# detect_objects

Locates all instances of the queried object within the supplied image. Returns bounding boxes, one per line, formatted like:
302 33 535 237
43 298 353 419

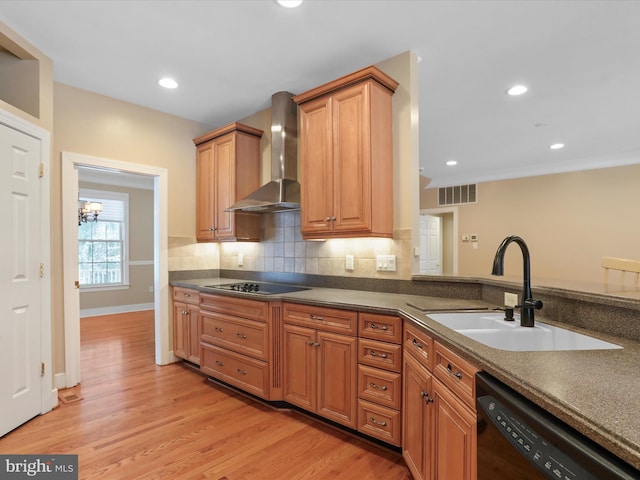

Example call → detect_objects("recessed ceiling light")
549 143 565 150
446 160 458 166
275 0 303 7
507 85 528 96
158 77 178 89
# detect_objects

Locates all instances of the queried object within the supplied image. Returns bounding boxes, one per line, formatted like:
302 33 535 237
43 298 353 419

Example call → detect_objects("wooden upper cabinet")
294 66 398 239
193 122 263 242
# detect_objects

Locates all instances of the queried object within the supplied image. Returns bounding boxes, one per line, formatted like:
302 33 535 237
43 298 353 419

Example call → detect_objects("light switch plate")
376 255 397 272
345 254 354 271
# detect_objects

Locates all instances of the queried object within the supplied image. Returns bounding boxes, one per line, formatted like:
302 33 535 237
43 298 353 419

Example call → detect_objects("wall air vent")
438 184 477 206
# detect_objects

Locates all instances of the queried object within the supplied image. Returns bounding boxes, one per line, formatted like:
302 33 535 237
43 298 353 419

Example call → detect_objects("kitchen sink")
426 312 622 351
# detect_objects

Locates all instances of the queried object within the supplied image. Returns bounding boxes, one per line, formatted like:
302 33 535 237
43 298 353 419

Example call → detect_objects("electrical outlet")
376 255 397 272
345 254 354 271
504 292 518 307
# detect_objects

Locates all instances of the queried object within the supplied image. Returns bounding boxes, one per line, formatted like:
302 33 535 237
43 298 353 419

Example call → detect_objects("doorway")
62 152 172 388
420 207 459 275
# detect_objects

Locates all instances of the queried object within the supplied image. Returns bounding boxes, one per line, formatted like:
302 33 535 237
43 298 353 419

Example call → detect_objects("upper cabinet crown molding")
292 65 399 105
193 121 263 146
294 65 398 240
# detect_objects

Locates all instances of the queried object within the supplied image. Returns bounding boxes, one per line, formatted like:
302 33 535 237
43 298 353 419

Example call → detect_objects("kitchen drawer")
358 312 402 344
200 344 269 398
358 338 402 373
172 287 199 305
357 399 401 447
358 364 401 409
283 302 357 335
404 322 434 370
433 341 478 410
201 311 268 361
200 293 269 322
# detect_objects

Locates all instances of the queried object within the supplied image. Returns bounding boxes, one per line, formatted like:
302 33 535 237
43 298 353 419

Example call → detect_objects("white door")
0 123 43 435
420 214 443 274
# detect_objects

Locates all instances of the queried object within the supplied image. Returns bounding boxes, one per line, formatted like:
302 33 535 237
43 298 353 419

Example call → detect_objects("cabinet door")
213 133 235 239
187 304 200 365
299 95 334 235
317 331 357 429
173 301 189 360
403 354 434 480
283 324 316 411
195 142 215 241
332 81 371 233
433 381 477 480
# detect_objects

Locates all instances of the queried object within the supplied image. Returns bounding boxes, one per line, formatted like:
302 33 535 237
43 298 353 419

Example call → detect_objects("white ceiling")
2 0 639 188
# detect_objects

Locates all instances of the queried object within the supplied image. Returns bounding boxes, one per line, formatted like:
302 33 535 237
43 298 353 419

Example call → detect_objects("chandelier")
78 200 103 225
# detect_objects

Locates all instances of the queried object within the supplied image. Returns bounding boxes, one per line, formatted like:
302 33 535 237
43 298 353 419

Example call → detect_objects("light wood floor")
0 311 411 480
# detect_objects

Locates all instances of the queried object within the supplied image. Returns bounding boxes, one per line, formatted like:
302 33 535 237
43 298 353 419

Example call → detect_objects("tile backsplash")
169 211 412 280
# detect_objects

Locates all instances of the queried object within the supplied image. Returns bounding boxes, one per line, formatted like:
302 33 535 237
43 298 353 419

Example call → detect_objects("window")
78 189 129 289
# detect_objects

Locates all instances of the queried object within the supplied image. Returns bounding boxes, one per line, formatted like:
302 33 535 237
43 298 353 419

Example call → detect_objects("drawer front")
283 302 357 335
358 338 402 373
200 344 269 398
357 399 401 446
201 311 268 361
200 293 269 322
404 322 434 370
358 364 401 409
433 341 478 410
172 287 199 305
358 313 402 344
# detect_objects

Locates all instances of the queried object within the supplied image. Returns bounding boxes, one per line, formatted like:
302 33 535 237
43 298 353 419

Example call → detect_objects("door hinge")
39 263 45 278
41 362 45 377
39 163 44 178
75 280 80 289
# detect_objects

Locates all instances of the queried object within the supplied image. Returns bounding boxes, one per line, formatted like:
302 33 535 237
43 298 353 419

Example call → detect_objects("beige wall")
78 182 155 311
52 83 211 373
423 164 640 286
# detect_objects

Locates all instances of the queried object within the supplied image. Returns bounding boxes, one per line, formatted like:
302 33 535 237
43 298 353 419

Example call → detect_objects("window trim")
78 188 130 290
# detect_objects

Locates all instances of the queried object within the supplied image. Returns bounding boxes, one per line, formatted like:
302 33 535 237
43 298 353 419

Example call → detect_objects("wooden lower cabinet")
172 287 201 365
283 323 357 429
403 323 478 480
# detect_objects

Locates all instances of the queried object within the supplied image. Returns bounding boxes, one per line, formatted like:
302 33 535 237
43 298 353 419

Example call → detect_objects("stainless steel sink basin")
426 312 622 351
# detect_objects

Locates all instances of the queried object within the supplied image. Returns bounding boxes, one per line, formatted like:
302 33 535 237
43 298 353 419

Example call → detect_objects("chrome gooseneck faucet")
491 235 543 327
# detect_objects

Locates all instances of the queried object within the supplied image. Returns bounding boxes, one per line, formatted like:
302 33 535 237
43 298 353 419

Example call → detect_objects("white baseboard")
51 388 59 409
54 372 66 389
80 302 154 318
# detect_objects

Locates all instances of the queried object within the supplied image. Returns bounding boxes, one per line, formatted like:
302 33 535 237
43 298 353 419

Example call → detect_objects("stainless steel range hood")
226 91 300 213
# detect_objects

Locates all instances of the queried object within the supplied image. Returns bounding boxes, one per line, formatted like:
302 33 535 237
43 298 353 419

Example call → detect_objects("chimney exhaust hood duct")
226 91 300 213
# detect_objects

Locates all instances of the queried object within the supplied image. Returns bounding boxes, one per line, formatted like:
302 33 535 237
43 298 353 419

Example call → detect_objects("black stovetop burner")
205 282 310 295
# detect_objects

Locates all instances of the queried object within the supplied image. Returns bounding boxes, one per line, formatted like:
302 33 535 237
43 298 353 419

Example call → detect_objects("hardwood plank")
0 311 410 479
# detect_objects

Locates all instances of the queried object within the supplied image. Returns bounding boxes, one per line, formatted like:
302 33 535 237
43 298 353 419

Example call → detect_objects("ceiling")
2 0 639 188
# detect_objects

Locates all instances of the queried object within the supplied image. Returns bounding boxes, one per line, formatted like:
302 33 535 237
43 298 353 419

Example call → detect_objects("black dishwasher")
476 372 639 480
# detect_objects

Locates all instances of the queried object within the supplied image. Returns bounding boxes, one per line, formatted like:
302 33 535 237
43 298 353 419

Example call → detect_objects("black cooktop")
205 282 310 295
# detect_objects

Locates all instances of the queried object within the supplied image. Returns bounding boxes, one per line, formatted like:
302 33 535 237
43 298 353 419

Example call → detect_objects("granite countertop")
172 277 640 471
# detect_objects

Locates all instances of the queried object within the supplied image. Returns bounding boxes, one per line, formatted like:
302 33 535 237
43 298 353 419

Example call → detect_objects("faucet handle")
516 298 543 310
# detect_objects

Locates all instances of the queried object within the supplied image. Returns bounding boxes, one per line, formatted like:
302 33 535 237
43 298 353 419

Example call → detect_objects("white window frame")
78 188 130 291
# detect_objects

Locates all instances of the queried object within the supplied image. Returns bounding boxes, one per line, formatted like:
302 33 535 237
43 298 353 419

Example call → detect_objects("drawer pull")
309 314 324 321
420 391 434 404
370 382 388 391
236 333 247 339
370 350 388 359
183 293 191 297
236 368 247 375
307 341 321 347
214 327 224 332
215 360 224 366
369 417 387 427
412 338 424 349
181 310 188 315
447 363 463 379
370 323 389 331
